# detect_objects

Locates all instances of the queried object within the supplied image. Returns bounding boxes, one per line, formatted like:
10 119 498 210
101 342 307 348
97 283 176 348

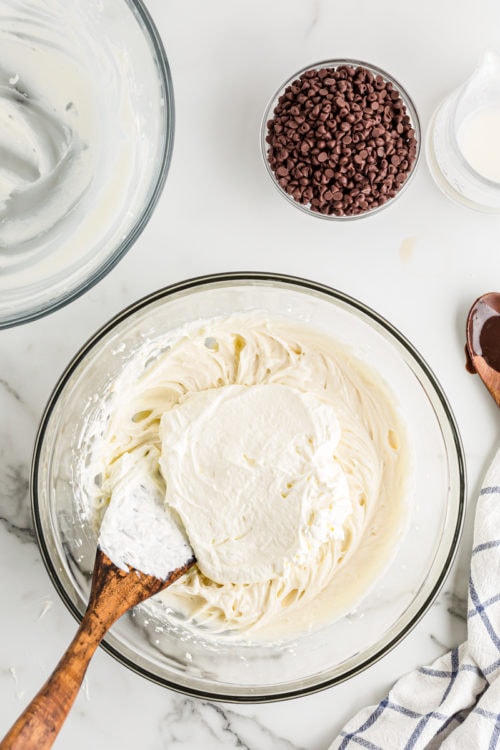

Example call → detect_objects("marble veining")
305 0 322 37
0 461 34 543
158 698 306 749
0 377 24 404
429 633 456 652
444 590 468 622
0 377 36 537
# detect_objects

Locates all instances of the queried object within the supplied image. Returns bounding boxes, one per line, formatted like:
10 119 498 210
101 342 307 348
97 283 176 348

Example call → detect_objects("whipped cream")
86 314 409 636
159 383 351 584
0 4 98 253
0 82 93 247
0 0 166 321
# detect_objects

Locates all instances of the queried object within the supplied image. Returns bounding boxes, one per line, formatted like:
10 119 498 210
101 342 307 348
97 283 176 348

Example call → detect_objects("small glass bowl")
32 273 465 702
0 0 174 329
261 59 421 220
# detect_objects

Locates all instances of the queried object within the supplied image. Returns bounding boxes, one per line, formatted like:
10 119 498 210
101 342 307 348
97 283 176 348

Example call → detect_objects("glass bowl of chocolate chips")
261 59 421 219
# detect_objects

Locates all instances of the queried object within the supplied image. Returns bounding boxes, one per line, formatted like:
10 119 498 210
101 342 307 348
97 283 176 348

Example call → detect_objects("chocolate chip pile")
265 64 418 217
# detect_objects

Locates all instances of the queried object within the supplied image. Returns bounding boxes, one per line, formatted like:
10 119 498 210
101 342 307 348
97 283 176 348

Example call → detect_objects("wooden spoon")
0 550 195 750
466 292 500 407
0 461 196 750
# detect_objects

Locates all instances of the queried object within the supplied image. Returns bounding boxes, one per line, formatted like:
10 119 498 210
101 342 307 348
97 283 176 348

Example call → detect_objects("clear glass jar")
426 49 500 212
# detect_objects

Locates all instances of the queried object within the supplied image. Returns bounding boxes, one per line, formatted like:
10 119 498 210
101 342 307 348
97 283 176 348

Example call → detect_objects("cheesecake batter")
90 314 410 635
160 383 351 585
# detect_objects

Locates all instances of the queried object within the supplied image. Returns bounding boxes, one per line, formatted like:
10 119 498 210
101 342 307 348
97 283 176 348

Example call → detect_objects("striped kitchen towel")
330 448 500 750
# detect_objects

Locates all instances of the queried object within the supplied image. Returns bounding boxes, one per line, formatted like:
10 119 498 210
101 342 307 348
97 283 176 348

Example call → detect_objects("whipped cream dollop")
87 314 409 635
159 383 351 584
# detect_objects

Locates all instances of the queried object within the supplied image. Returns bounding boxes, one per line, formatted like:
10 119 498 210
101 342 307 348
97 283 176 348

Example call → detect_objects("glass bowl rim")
1 0 175 331
31 271 466 702
260 57 422 221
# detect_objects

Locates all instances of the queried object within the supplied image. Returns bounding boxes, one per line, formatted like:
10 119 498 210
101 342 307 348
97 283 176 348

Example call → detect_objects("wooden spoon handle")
0 610 108 750
0 551 195 750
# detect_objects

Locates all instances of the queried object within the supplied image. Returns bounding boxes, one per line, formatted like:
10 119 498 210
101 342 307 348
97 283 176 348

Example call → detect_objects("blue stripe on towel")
469 576 500 651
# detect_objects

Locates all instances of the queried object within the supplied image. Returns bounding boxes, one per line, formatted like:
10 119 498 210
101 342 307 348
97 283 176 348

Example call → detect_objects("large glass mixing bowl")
32 273 465 701
0 0 173 328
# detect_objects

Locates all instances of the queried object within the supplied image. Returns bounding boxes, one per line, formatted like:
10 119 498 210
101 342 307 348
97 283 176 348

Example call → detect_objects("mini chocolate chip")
266 64 418 216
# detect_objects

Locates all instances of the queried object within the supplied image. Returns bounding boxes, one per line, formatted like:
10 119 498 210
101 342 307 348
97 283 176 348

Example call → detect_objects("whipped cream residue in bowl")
0 73 93 248
0 0 172 327
89 314 410 637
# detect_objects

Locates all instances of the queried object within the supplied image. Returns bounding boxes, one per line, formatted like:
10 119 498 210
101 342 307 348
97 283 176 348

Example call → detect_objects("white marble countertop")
2 1 500 747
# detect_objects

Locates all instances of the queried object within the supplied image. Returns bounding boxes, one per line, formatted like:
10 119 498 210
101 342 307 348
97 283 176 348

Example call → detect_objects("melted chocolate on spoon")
466 293 500 409
479 315 500 371
465 343 476 374
467 294 500 372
